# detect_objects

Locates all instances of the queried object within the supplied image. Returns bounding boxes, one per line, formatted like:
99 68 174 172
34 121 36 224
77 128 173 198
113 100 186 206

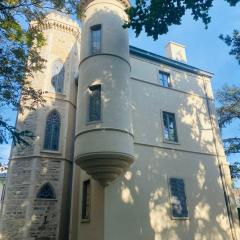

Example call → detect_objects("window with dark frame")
163 111 178 142
88 85 101 122
37 183 56 199
169 177 189 218
1 184 6 202
43 110 61 151
82 180 91 220
159 71 170 87
91 24 101 54
238 208 240 222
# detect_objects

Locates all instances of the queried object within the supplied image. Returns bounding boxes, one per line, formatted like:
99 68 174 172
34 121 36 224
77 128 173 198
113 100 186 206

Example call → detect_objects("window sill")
86 120 103 125
35 198 57 202
81 218 90 223
171 216 189 220
163 140 180 145
40 150 62 155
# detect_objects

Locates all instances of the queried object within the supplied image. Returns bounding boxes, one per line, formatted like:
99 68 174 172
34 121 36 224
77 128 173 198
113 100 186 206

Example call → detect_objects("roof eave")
129 46 214 78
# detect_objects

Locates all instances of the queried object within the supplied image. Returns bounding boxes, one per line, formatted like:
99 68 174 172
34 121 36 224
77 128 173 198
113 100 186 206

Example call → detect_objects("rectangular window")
0 184 6 202
169 178 189 218
91 24 101 54
163 111 178 142
159 71 170 87
88 85 101 122
238 208 240 222
82 180 91 220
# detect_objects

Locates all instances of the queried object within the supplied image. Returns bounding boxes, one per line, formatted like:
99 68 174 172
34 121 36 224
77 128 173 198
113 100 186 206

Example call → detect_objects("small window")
163 111 178 142
37 183 56 199
238 208 240 222
51 60 65 93
82 180 91 220
159 71 170 87
91 24 101 54
0 184 6 202
88 85 101 122
169 178 188 218
44 110 61 151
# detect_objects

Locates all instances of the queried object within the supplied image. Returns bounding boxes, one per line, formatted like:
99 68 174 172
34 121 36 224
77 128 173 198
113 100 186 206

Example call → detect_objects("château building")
0 0 240 239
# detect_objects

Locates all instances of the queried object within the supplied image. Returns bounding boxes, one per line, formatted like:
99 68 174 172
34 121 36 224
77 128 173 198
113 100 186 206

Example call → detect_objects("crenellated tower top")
32 11 81 38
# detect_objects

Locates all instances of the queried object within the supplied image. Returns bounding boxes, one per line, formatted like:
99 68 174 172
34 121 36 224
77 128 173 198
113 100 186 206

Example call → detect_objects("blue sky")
1 1 240 170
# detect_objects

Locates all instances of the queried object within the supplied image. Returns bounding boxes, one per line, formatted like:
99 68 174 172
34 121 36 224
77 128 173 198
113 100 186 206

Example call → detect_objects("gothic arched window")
43 110 61 151
37 183 56 199
51 60 65 93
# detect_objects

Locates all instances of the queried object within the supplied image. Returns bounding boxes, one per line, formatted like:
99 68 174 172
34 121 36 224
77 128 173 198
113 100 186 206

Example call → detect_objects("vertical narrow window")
44 110 61 151
91 24 101 54
169 178 189 218
0 184 6 202
163 111 178 142
159 71 170 87
52 60 65 93
88 85 101 122
82 180 91 220
238 208 240 222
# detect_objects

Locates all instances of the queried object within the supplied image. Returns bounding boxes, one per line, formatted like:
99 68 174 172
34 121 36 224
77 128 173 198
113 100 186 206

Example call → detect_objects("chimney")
165 42 187 63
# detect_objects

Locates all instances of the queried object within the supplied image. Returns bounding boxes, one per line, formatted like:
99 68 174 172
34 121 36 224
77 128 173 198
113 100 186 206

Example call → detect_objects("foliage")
0 0 80 146
229 162 240 179
217 85 240 179
219 30 240 64
125 0 240 40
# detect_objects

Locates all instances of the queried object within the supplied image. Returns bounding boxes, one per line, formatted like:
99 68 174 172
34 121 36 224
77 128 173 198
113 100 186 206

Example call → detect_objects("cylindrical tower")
75 0 134 185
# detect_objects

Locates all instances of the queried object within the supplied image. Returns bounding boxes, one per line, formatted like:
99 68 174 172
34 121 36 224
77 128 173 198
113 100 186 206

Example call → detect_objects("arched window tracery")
43 110 61 151
37 183 56 199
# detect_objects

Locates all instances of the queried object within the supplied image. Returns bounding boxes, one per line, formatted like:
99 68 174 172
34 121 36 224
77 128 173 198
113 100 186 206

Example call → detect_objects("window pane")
169 178 188 218
88 85 101 122
163 112 177 142
44 111 61 151
91 25 101 54
82 180 91 220
37 183 56 199
52 60 64 93
159 72 170 87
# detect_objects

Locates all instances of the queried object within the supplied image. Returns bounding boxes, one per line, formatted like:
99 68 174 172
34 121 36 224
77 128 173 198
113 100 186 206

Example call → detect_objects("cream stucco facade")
0 0 240 240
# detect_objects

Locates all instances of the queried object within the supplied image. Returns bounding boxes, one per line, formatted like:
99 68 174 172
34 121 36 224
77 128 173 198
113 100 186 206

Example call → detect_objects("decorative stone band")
75 152 134 186
80 0 130 10
31 18 81 38
75 128 134 139
79 53 131 70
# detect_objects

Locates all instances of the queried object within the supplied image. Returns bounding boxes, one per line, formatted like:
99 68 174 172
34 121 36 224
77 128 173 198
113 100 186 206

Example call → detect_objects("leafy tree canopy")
0 0 80 146
217 86 240 179
125 0 240 40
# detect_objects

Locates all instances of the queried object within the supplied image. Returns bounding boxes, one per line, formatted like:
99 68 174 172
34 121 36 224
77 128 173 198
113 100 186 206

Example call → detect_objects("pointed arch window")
44 110 61 151
37 183 56 199
51 60 65 93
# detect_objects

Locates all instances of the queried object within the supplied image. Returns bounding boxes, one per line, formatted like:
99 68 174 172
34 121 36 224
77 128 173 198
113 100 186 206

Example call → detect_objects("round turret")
74 0 134 186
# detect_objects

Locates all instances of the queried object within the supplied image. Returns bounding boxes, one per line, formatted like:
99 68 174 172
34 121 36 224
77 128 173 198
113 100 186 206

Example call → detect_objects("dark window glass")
37 183 56 199
88 85 101 122
163 111 178 142
238 208 240 222
82 180 91 220
51 60 65 93
159 71 170 87
91 25 101 54
169 178 188 218
44 110 61 151
1 184 6 202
